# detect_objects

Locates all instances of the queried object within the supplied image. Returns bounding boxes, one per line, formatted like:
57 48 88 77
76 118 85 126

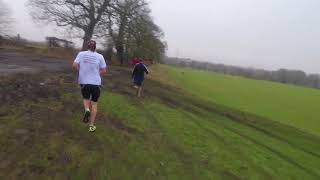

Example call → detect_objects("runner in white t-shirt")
72 40 107 132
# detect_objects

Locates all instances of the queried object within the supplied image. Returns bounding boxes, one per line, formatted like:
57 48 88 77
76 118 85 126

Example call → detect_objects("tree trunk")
115 15 127 65
81 26 95 50
116 44 124 65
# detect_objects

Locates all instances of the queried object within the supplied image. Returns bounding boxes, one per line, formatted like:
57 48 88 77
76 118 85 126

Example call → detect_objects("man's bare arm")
100 68 107 75
72 62 80 71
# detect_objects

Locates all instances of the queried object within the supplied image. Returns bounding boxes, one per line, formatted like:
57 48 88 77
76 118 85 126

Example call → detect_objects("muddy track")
154 95 320 178
164 95 320 176
153 88 320 178
98 113 143 136
0 50 142 178
137 101 210 179
154 91 320 158
0 49 70 74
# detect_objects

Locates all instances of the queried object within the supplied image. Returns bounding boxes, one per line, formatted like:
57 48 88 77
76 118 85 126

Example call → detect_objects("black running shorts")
134 80 143 86
133 76 144 87
80 84 101 102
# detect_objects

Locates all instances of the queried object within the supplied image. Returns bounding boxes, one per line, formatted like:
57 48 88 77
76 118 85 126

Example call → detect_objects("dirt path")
0 49 139 178
0 49 70 74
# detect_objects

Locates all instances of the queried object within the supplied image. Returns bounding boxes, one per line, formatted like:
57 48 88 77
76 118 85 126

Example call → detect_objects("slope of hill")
160 65 320 136
0 50 319 179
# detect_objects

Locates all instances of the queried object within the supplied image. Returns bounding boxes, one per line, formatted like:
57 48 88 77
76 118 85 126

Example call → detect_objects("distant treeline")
163 57 320 89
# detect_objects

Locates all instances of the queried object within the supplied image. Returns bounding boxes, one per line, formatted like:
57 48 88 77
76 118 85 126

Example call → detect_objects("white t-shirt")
74 50 107 85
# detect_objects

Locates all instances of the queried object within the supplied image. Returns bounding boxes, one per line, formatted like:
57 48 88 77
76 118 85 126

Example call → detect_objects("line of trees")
27 0 166 63
164 57 320 89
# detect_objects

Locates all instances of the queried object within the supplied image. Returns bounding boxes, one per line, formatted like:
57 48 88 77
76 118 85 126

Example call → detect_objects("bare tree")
105 0 147 64
105 0 165 63
0 0 13 35
126 12 166 61
28 0 111 49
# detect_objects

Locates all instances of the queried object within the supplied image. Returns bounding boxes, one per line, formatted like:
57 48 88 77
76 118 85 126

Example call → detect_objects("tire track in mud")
178 110 273 179
153 92 320 179
136 93 272 179
158 91 320 156
98 113 143 136
197 101 320 158
135 100 219 179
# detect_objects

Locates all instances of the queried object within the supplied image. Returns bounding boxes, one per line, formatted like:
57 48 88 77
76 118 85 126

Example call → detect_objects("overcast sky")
3 0 320 73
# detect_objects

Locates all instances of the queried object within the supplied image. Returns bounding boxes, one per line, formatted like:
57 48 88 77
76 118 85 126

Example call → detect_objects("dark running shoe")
83 110 91 123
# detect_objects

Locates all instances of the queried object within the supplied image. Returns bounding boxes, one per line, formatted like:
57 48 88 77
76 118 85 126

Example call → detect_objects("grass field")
96 91 320 179
92 65 320 179
1 63 320 179
158 65 320 137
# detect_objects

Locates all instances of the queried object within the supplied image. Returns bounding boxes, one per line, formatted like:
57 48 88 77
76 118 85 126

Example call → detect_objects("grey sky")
3 0 320 73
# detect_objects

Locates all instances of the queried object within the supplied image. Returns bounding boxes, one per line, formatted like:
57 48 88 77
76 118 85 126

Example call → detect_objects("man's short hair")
88 40 96 51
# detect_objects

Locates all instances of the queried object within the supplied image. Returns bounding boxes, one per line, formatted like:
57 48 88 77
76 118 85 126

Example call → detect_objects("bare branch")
27 0 111 49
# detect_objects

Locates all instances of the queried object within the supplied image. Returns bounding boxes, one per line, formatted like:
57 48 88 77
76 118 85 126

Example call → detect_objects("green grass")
82 66 320 179
160 64 320 136
93 90 320 179
2 66 320 179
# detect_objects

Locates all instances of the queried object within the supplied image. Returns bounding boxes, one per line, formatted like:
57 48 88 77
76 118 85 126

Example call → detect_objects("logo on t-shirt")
83 55 98 64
